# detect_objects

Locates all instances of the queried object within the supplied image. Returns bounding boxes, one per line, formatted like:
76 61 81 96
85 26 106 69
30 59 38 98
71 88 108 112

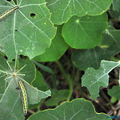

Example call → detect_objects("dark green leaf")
109 5 120 19
72 46 111 70
113 0 120 11
32 60 54 74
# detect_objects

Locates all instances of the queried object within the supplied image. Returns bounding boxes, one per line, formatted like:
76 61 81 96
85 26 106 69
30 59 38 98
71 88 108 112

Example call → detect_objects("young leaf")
82 60 120 100
28 98 111 120
0 0 56 61
110 97 117 103
108 86 120 100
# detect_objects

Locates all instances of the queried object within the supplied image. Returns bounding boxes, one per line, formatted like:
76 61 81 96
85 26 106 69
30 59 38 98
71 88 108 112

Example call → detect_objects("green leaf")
71 46 111 70
110 97 117 103
0 76 6 100
105 26 120 56
112 0 120 11
108 86 120 100
28 71 49 111
100 26 115 47
23 81 51 105
32 60 54 74
46 90 69 106
0 54 51 119
0 55 8 99
62 13 108 49
33 25 68 62
32 70 48 91
0 0 56 61
46 0 112 24
28 98 110 120
82 60 120 100
0 79 25 120
17 58 36 84
72 26 120 70
109 5 120 19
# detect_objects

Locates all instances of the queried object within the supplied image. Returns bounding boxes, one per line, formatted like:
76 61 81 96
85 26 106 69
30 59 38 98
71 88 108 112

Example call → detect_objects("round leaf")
62 13 108 49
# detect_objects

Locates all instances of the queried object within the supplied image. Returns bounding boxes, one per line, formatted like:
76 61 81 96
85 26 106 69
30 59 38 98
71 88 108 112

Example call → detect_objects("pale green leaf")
0 54 51 119
82 60 120 100
0 0 56 61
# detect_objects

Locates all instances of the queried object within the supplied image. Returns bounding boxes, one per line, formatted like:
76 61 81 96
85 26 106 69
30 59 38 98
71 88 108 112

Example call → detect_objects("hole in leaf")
4 56 8 60
12 59 15 61
20 55 28 59
30 13 36 18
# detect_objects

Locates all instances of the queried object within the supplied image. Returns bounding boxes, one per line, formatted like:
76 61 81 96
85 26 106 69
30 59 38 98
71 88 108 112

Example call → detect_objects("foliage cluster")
1 0 120 120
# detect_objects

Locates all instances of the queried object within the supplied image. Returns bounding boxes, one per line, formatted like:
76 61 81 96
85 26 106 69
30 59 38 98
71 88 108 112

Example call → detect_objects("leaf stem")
56 60 73 101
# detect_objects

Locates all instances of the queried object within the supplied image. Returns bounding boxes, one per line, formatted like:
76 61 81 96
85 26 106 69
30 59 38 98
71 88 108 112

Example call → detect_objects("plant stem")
56 60 73 101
